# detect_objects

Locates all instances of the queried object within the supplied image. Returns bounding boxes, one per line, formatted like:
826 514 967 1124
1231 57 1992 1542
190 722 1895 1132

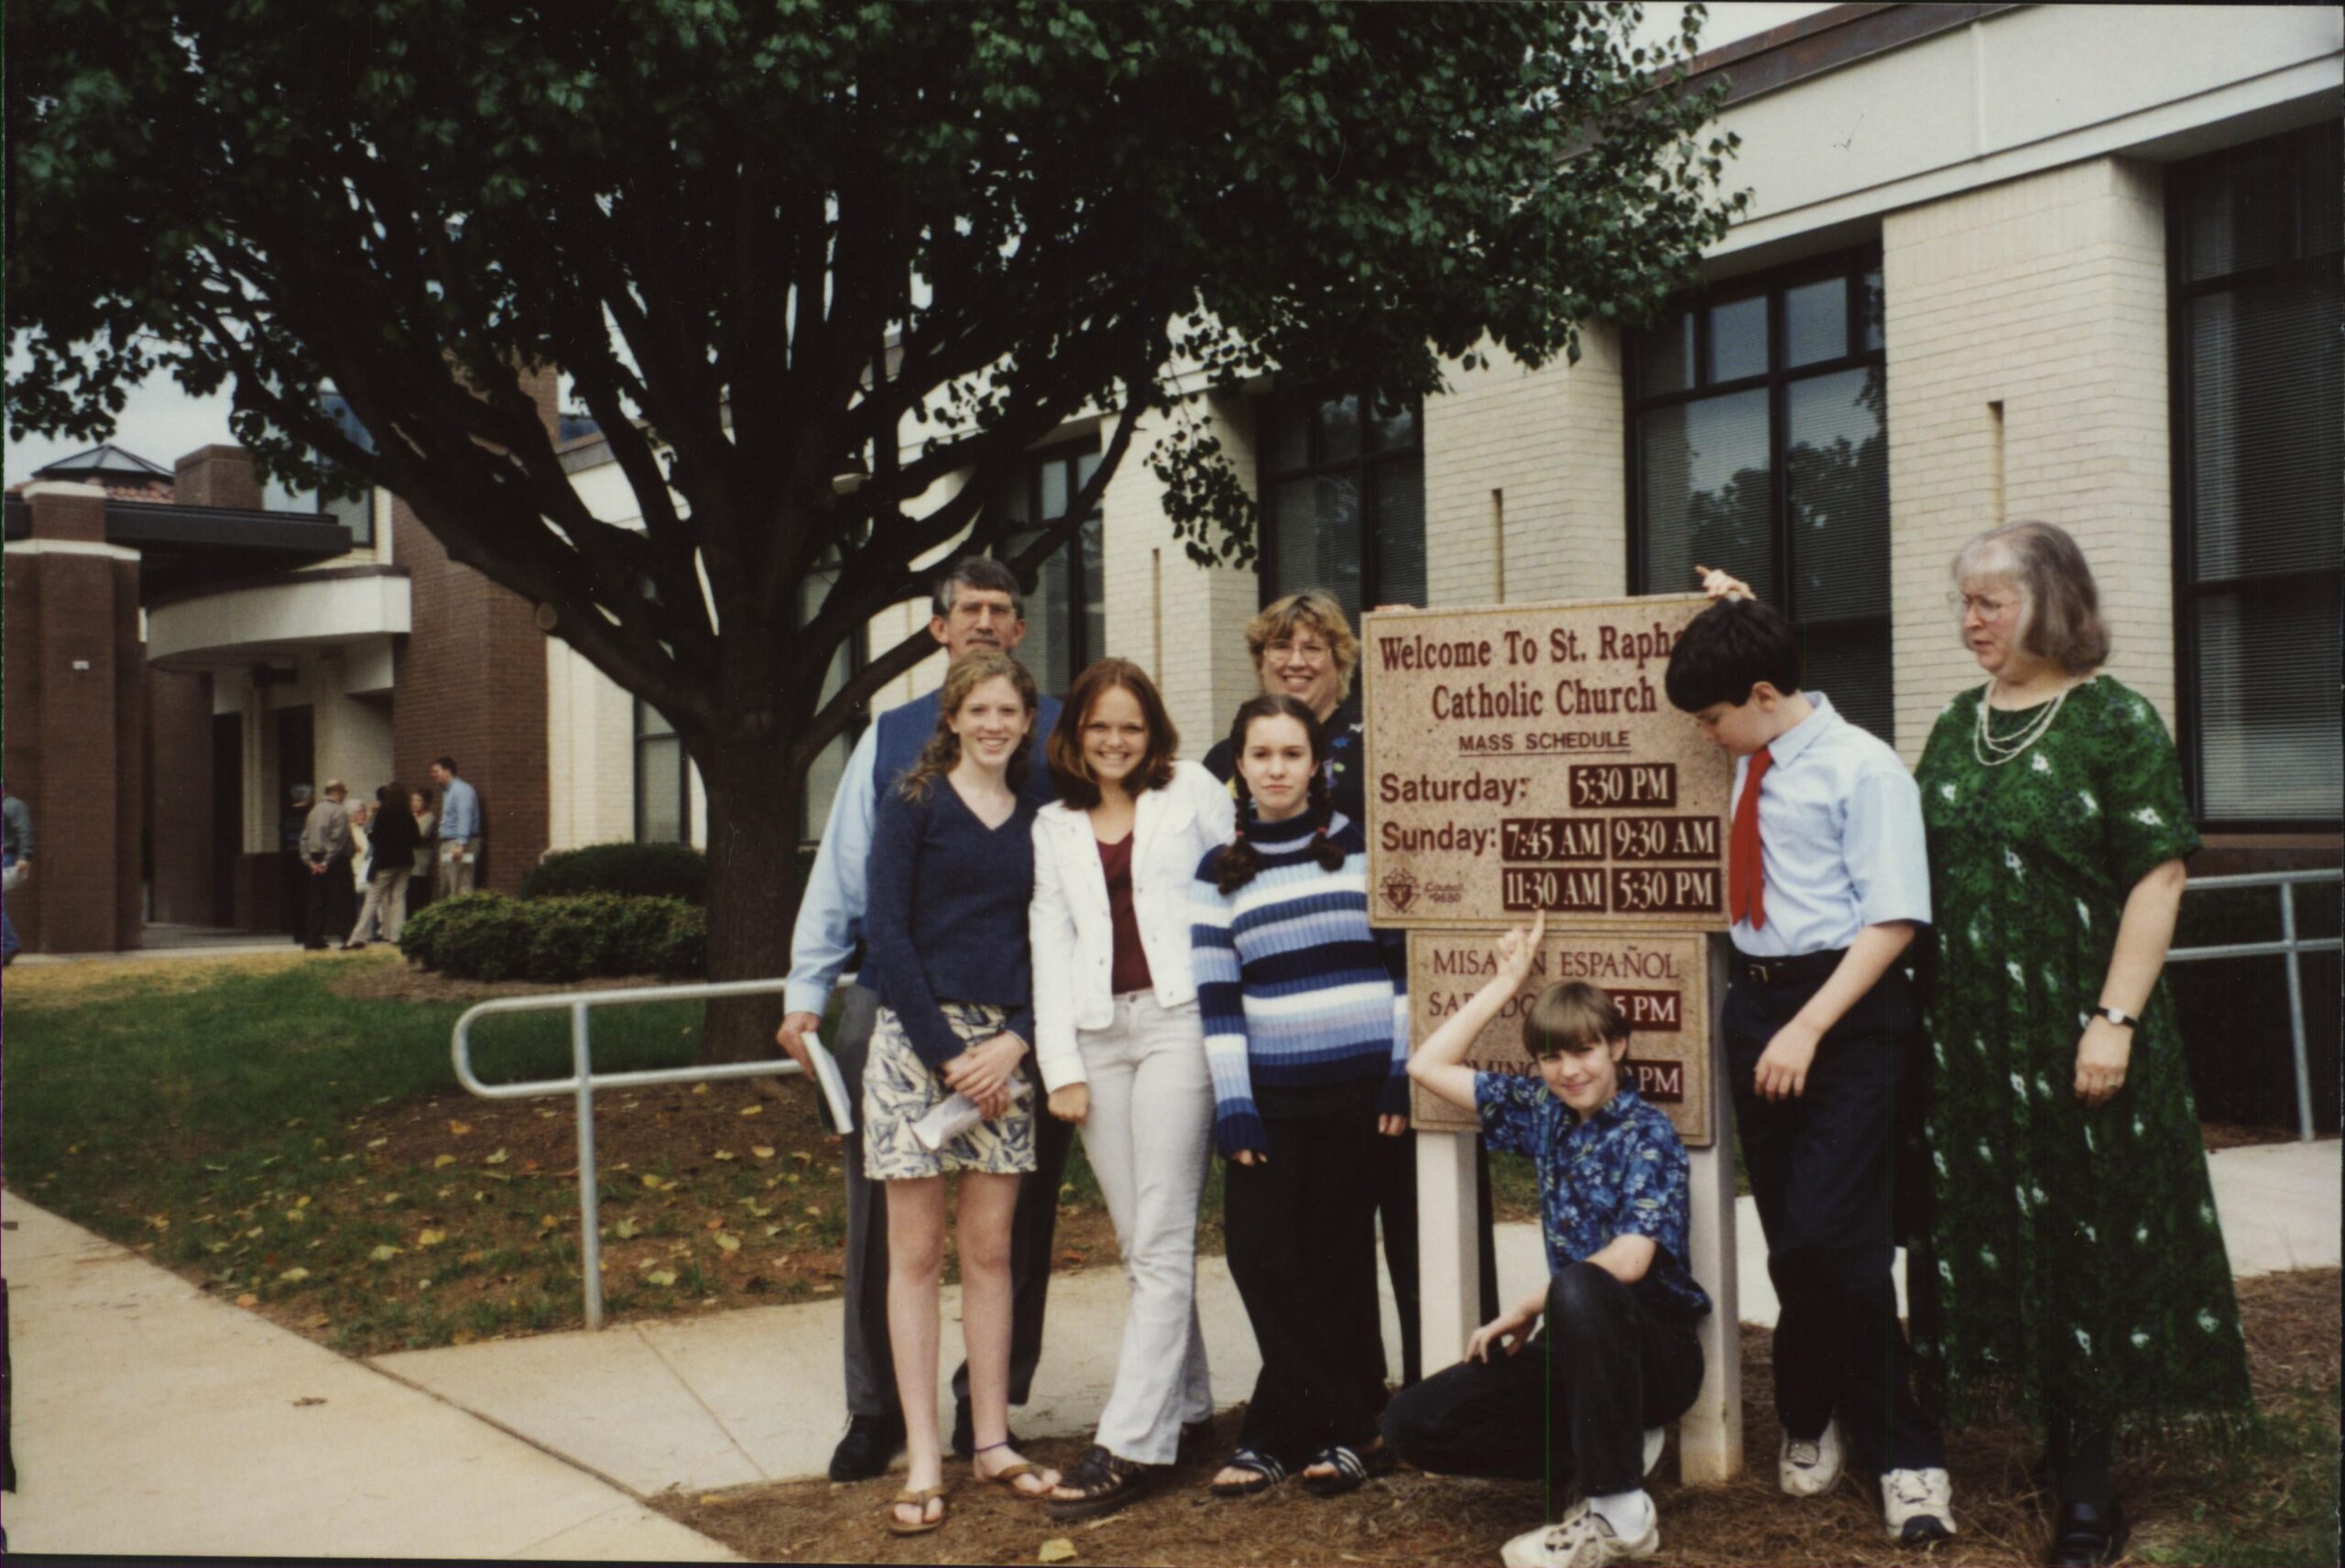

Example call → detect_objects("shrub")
401 891 707 983
521 841 709 904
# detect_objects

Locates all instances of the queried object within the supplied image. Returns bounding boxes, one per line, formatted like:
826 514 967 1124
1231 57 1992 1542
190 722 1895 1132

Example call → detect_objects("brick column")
2 482 147 952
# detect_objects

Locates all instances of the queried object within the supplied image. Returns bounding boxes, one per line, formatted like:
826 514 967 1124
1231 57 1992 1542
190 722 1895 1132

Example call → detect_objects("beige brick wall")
1423 326 1627 609
1101 392 1266 753
545 640 638 850
1884 157 2176 762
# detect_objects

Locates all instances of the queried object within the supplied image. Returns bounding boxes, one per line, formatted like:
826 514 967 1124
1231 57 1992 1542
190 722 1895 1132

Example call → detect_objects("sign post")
1366 594 1742 1485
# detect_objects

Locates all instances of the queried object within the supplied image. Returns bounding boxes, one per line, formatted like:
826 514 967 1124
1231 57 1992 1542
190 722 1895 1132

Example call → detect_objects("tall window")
996 442 1105 694
799 565 865 839
2169 124 2342 826
634 698 690 844
317 390 376 546
1259 388 1425 622
1626 251 1893 741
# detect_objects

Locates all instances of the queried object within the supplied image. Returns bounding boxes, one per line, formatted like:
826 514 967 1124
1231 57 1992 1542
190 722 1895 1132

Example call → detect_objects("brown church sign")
1361 595 1731 931
1405 928 1714 1148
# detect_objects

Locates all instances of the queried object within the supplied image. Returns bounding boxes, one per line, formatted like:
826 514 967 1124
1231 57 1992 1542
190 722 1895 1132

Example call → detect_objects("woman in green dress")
1906 521 2252 1568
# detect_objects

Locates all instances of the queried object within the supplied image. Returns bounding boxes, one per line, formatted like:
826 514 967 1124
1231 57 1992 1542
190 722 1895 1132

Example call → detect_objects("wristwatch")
2093 1006 2137 1029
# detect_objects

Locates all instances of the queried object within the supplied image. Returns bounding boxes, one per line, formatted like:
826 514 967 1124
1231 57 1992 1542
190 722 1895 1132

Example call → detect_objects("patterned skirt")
862 1000 1038 1181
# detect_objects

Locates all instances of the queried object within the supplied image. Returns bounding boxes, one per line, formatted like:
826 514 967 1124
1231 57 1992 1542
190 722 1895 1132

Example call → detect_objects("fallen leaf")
714 1149 736 1161
615 1218 640 1240
368 1245 402 1262
646 1269 678 1287
147 1214 171 1231
484 1148 509 1165
714 1233 741 1252
450 1329 477 1345
751 1146 775 1160
448 1120 472 1136
692 1083 710 1095
640 1173 668 1191
416 1228 448 1247
791 1151 813 1165
235 1292 259 1308
538 1214 560 1230
278 1267 310 1282
461 1250 485 1265
763 1225 782 1237
284 1209 308 1225
296 1195 311 1207
741 1200 771 1217
245 1226 265 1239
1039 1538 1077 1563
738 1104 763 1116
366 1137 388 1149
303 1315 330 1330
205 1241 230 1254
432 1154 457 1169
293 1396 326 1407
700 1494 724 1506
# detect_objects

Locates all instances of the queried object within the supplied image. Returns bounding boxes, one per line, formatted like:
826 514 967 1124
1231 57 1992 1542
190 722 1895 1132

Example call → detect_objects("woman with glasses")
1200 590 1500 1406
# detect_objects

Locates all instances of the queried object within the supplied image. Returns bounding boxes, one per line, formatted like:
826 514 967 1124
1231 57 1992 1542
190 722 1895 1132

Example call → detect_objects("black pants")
302 859 354 947
1223 1093 1387 1468
1370 1130 1501 1389
834 985 1075 1419
1383 1262 1704 1507
1725 960 1941 1476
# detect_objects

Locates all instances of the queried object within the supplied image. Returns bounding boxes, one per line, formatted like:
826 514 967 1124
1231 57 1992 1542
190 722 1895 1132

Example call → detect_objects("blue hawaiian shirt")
1476 1073 1712 1321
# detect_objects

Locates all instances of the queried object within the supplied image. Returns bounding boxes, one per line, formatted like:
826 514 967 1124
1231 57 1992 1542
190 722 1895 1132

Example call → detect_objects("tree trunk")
695 735 806 1064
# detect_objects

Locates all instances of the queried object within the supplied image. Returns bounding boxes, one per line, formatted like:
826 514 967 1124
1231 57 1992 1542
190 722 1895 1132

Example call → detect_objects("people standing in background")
350 782 420 949
300 780 355 951
407 787 437 921
3 785 32 965
430 757 481 898
1200 588 1500 1388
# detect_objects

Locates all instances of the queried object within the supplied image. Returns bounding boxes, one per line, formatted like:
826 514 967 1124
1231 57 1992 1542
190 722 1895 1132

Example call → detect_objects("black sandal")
1300 1443 1391 1497
1048 1444 1159 1521
1209 1447 1286 1498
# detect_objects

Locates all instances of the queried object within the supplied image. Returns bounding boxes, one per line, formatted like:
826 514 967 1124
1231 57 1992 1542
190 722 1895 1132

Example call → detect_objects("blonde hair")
1245 589 1361 702
1522 981 1631 1060
1951 521 2110 675
895 649 1040 802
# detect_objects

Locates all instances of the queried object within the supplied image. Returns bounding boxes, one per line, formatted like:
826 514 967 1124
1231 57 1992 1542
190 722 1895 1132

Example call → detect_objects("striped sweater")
1190 811 1411 1158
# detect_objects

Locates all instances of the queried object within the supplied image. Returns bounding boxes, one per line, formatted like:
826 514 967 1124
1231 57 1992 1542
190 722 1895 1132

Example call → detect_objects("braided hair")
1214 693 1347 895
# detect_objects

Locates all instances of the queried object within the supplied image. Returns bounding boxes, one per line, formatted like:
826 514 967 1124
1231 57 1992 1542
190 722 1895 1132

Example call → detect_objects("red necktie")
1729 746 1773 930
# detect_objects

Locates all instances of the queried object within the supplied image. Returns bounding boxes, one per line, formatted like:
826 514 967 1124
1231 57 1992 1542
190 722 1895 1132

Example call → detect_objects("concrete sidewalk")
0 1191 738 1561
5 1140 2333 1554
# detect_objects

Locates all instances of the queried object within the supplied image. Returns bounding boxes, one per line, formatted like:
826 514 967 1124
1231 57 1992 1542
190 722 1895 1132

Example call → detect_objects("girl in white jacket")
1031 659 1236 1519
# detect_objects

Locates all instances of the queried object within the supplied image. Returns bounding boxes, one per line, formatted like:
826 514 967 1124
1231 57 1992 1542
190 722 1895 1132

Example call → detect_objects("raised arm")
1409 911 1545 1110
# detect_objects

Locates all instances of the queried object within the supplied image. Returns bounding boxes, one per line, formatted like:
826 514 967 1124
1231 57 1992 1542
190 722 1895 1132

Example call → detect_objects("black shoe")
1176 1417 1216 1465
1047 1444 1162 1521
827 1413 906 1483
950 1398 1022 1461
2045 1498 2129 1567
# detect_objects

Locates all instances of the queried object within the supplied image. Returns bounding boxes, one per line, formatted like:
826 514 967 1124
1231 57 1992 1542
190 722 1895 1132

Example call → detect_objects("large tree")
8 0 1740 1055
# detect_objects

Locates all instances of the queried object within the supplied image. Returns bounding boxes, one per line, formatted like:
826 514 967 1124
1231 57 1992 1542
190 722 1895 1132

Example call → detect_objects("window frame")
632 696 693 846
1255 387 1427 613
2164 122 2344 832
796 561 869 844
1622 245 1894 737
999 440 1106 690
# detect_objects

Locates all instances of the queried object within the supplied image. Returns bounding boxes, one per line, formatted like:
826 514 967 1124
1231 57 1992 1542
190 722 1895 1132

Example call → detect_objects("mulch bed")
651 1269 2340 1567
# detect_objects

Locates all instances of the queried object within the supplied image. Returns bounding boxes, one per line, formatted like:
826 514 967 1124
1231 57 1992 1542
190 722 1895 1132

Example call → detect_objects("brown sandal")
976 1458 1059 1498
884 1486 950 1536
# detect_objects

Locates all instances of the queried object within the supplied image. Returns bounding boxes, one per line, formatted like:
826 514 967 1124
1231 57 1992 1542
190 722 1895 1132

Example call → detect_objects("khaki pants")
436 837 480 899
354 866 411 944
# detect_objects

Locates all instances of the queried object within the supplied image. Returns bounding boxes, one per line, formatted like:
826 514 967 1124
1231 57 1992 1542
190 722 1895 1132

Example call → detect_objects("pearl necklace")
1971 675 2078 768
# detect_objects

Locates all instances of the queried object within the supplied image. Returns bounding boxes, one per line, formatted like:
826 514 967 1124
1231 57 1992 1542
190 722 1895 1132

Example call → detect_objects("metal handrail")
452 977 852 1329
2169 869 2340 1143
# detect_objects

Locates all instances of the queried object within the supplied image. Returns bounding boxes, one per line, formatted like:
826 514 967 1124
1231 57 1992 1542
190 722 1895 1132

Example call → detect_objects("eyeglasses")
1265 638 1333 667
1947 592 2019 621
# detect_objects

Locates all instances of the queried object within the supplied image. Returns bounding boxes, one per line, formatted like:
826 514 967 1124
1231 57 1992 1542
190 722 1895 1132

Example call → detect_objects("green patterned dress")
1907 675 2252 1441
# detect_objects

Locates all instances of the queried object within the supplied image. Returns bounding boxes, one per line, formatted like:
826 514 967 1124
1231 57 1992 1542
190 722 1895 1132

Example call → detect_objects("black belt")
1733 947 1847 988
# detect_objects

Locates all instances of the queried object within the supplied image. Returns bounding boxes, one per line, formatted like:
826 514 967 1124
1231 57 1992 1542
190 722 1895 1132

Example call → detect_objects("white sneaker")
1881 1467 1958 1543
1500 1499 1660 1568
1778 1419 1845 1497
1642 1426 1665 1478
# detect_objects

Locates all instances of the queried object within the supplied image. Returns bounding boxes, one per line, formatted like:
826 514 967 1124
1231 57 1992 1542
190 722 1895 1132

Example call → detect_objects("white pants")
1078 992 1216 1465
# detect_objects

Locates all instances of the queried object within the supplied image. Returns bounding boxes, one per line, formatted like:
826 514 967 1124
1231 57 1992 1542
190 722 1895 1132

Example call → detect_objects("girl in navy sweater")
1191 693 1411 1499
863 648 1061 1534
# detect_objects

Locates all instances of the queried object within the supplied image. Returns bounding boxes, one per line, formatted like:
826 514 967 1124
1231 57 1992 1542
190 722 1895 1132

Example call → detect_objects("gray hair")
932 555 1025 622
291 784 314 804
1951 520 2111 675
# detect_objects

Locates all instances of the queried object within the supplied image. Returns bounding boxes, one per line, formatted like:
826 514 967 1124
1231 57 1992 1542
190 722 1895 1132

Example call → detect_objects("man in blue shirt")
1384 912 1709 1568
1666 588 1953 1545
775 555 1068 1482
429 757 482 898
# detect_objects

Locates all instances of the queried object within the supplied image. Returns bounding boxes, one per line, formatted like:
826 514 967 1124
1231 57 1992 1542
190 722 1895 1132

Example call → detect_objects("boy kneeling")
1382 912 1710 1568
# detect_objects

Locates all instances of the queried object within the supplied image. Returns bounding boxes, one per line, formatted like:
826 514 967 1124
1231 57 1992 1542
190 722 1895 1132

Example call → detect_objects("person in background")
430 757 481 898
775 556 1071 1482
1386 913 1709 1568
1199 588 1500 1391
300 780 355 951
861 648 1060 1535
1030 659 1234 1519
350 781 419 948
3 784 32 965
1193 694 1409 1501
407 787 437 922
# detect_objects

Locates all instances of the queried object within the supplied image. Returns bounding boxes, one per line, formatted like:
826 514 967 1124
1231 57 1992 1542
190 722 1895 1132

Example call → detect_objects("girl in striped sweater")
1190 693 1412 1500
